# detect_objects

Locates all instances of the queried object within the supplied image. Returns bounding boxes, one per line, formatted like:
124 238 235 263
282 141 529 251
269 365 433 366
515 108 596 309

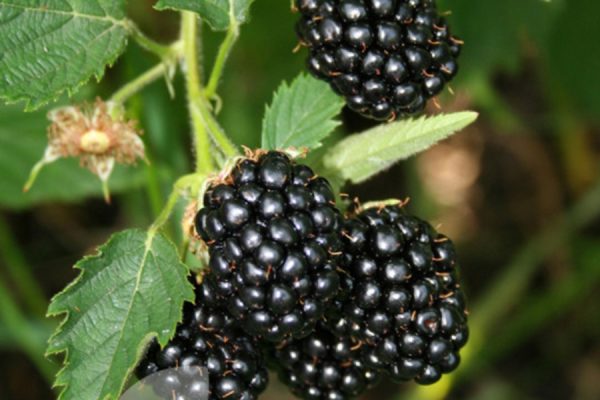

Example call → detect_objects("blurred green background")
1 0 599 399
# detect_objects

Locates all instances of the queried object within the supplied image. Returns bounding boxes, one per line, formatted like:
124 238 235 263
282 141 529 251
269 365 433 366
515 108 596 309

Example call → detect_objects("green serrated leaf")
0 104 145 209
261 74 345 151
47 229 194 400
0 0 130 110
155 0 255 31
324 112 478 184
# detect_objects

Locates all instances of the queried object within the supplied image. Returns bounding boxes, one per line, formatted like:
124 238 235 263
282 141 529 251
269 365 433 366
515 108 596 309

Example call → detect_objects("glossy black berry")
325 204 469 385
195 151 343 342
136 279 268 400
295 0 463 120
273 326 379 399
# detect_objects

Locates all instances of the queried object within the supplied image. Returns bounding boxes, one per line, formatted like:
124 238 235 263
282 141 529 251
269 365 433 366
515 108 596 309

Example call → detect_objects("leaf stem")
110 42 180 104
0 216 47 316
128 21 173 59
0 278 55 383
148 184 181 237
204 22 239 99
181 12 215 174
148 173 207 237
197 96 240 159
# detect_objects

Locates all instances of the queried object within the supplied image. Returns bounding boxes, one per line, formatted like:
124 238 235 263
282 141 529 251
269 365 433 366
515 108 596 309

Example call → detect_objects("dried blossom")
24 99 145 202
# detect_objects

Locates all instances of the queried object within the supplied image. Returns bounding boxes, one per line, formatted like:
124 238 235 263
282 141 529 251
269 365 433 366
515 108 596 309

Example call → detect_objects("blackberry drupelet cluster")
325 205 468 384
139 151 469 398
136 279 269 400
273 325 380 400
295 0 463 120
195 151 344 343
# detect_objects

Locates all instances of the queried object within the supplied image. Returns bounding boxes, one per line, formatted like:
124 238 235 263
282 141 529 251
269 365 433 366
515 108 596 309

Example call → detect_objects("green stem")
198 96 239 159
204 22 239 99
148 186 181 237
127 21 172 59
148 173 206 237
111 61 172 104
181 12 215 174
0 216 47 316
0 278 55 383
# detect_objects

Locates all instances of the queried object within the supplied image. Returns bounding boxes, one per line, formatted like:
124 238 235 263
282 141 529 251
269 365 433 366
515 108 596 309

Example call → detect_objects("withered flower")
24 99 145 202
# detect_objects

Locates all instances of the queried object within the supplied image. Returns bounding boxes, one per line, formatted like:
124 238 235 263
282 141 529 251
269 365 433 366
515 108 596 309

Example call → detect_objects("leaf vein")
0 2 127 26
96 235 153 396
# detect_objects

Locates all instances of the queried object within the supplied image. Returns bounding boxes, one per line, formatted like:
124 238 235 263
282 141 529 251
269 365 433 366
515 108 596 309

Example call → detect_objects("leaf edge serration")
261 73 345 150
45 229 194 400
0 2 132 111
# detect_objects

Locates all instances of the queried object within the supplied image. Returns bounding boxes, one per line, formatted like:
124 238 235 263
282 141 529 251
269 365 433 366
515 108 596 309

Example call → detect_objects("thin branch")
181 12 215 174
110 41 182 104
127 21 172 59
204 22 239 99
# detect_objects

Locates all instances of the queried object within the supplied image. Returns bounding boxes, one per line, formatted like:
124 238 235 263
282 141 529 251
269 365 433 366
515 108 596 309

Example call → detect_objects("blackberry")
294 0 463 120
136 278 269 400
273 325 380 399
326 204 468 385
194 151 344 343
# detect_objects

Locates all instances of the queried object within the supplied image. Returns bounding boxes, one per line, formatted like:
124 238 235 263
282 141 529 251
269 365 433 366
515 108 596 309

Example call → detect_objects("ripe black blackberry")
273 325 380 399
136 278 269 400
326 204 468 385
294 0 463 121
194 151 344 343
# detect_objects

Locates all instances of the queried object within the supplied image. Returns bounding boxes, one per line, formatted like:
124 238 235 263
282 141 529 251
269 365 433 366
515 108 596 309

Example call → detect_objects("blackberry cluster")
195 151 344 343
141 151 470 399
136 279 269 400
295 0 463 120
325 205 468 384
273 325 380 400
